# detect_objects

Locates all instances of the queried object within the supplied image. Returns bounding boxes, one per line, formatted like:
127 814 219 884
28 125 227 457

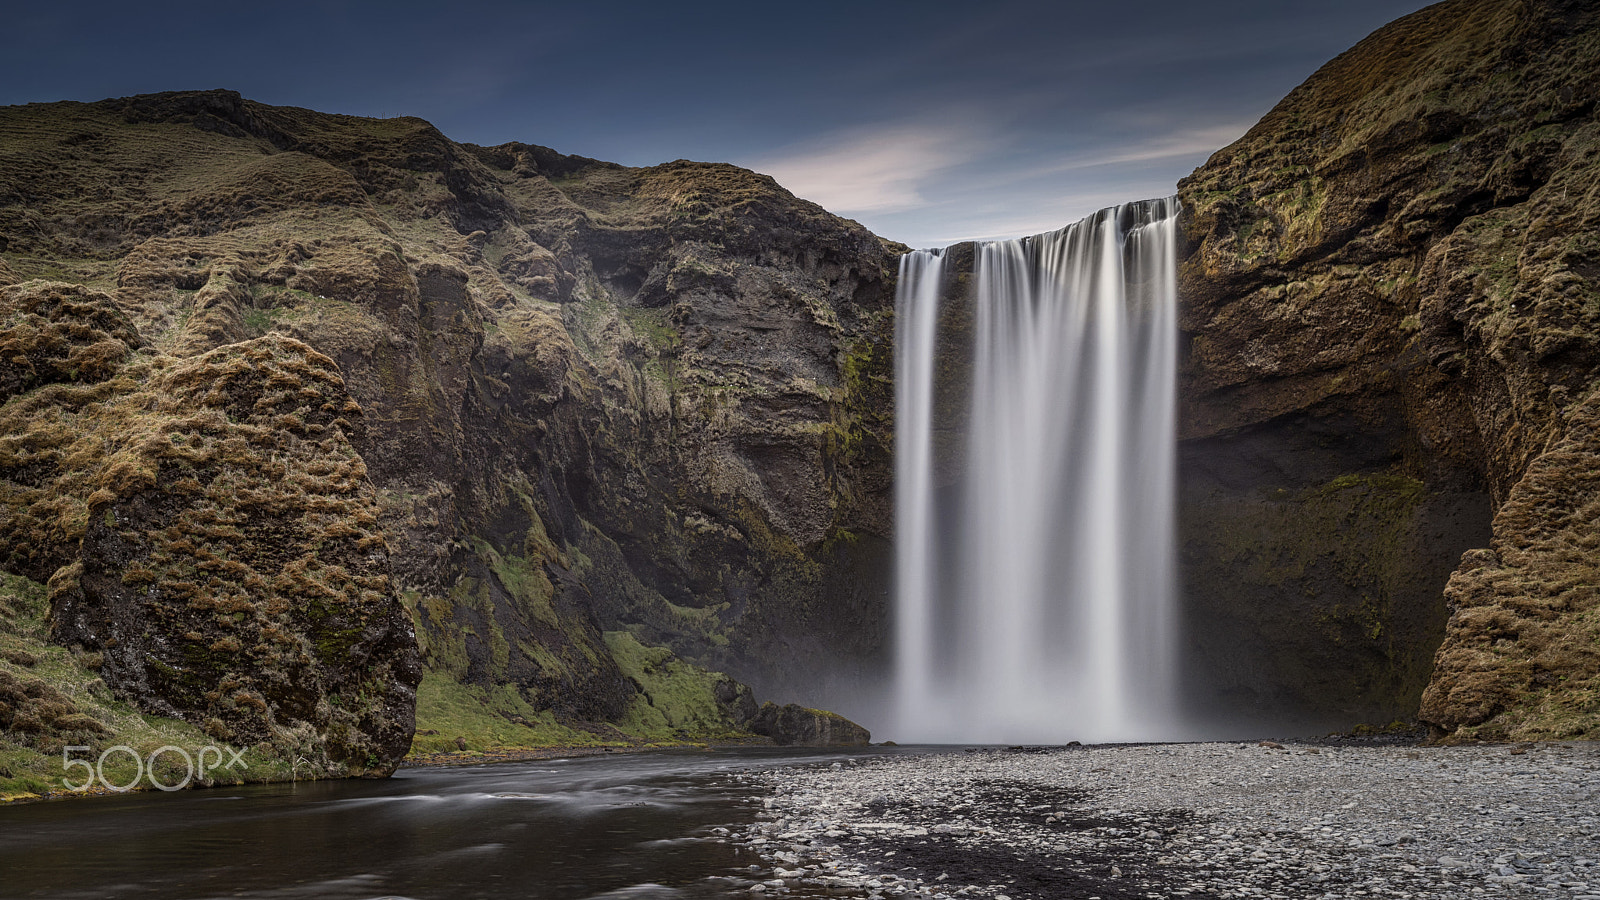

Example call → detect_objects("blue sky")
4 1 1434 248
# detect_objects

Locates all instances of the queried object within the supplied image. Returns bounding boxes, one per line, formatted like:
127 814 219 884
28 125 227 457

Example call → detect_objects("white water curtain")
893 198 1179 743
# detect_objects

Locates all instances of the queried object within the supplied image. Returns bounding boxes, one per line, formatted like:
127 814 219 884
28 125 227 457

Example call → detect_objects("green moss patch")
408 671 603 756
603 631 746 741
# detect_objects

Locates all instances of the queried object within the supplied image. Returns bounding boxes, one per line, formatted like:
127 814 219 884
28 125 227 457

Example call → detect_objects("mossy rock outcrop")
0 88 896 759
749 701 871 747
0 571 304 798
1 282 419 771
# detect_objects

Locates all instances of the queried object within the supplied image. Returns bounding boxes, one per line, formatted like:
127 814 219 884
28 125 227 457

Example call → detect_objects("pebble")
717 741 1600 899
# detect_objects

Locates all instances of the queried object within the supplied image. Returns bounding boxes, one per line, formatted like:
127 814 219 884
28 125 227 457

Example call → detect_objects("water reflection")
0 746 892 899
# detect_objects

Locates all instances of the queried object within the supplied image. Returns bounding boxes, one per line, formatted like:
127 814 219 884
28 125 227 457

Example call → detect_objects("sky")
3 1 1436 249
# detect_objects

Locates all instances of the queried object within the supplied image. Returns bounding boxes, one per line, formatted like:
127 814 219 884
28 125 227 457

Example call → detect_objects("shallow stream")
0 746 896 899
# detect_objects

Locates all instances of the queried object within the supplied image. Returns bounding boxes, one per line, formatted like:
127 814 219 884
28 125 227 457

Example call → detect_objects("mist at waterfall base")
890 197 1197 744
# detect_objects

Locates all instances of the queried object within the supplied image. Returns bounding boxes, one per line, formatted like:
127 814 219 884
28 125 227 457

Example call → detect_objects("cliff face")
1178 0 1600 738
0 90 897 762
8 0 1596 759
0 281 418 772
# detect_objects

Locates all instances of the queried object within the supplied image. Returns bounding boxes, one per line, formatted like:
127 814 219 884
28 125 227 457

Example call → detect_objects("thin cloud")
825 120 1251 248
749 115 1252 250
880 183 1165 248
928 196 1144 246
1021 121 1254 179
750 123 988 215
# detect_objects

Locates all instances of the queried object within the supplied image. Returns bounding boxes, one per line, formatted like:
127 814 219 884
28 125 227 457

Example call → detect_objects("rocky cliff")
0 89 895 776
0 280 418 769
1177 0 1599 739
4 0 1596 769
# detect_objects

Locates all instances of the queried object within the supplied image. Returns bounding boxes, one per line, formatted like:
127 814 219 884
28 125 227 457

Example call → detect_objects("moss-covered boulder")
1 282 419 772
749 701 870 746
0 570 305 799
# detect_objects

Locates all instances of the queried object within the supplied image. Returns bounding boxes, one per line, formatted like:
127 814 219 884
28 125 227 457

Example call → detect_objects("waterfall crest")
893 197 1179 743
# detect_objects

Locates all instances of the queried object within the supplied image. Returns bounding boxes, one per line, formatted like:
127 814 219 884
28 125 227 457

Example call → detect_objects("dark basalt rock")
748 701 871 746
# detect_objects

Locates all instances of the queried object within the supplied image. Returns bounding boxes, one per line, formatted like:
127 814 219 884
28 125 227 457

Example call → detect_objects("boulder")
749 701 870 746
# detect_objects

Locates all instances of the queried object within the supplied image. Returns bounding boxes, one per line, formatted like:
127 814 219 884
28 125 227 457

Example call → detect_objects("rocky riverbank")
730 741 1600 899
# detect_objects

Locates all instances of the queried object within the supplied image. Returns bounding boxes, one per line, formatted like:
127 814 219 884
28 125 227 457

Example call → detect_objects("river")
0 746 904 899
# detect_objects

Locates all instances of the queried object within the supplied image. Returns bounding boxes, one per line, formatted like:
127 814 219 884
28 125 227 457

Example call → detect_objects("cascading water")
893 197 1180 743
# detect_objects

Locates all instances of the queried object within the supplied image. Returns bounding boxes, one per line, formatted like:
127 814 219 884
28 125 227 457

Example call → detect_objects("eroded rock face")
1178 0 1600 738
0 88 899 744
0 283 418 770
1419 391 1600 737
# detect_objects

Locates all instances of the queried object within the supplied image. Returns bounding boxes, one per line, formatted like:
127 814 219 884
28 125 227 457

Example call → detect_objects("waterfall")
892 197 1179 743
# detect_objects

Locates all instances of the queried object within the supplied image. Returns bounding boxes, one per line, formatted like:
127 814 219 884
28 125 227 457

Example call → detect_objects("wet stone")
721 741 1600 900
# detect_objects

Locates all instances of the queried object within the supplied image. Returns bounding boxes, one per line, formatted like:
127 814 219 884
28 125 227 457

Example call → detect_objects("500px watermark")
61 745 248 792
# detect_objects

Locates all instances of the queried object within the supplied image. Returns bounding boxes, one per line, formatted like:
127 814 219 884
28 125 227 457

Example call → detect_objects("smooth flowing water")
893 198 1180 744
0 748 900 900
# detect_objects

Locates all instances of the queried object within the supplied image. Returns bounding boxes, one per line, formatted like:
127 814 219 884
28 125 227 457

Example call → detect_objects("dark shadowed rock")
1178 0 1600 739
714 675 760 725
749 701 870 746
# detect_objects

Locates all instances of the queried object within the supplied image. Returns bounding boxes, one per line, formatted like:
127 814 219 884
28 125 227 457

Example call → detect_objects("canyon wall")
1177 0 1599 739
0 90 897 767
3 0 1597 765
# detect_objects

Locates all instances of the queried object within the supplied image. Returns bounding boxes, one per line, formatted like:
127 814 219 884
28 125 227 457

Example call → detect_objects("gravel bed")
723 741 1600 899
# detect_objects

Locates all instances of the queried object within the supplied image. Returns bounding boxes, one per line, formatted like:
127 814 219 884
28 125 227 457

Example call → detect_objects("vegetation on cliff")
1 278 419 782
0 571 295 800
0 88 890 777
6 0 1596 764
1178 0 1600 739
